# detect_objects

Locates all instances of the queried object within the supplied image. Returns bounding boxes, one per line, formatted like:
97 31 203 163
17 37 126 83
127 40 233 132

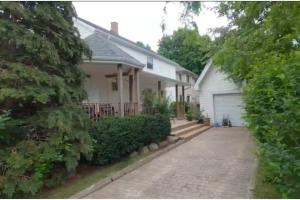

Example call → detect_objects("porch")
81 62 188 121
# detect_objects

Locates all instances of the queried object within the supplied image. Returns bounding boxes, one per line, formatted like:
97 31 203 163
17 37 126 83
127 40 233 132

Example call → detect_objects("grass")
253 158 281 199
38 152 152 199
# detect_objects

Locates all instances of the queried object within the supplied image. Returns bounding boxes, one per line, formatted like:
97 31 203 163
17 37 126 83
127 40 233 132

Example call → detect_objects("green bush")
91 114 171 165
141 89 171 117
244 55 300 198
186 110 193 121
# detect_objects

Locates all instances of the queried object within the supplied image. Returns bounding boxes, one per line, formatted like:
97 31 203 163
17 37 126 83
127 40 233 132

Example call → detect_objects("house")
194 60 245 126
73 17 199 119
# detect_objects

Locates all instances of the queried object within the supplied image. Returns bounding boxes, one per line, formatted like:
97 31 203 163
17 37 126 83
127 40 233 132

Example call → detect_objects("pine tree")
0 2 93 197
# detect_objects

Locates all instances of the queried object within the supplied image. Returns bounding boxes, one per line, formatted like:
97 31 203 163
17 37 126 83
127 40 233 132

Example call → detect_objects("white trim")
142 70 190 86
194 59 213 90
83 59 145 69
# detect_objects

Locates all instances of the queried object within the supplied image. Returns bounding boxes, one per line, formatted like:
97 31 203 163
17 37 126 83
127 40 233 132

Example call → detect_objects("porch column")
129 74 133 102
117 64 124 117
158 81 161 97
182 85 185 103
134 68 141 113
182 85 185 115
175 84 179 118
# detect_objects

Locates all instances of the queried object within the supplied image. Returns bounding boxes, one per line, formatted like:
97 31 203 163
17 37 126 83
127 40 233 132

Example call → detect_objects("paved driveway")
84 127 256 198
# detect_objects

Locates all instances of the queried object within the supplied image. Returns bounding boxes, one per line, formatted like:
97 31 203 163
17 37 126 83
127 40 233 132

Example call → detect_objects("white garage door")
213 93 244 126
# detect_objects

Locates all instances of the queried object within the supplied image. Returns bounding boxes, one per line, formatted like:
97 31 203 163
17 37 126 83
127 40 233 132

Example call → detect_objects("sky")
73 2 228 51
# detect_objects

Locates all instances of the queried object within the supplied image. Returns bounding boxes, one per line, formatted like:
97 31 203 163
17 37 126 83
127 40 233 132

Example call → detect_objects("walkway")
84 127 256 198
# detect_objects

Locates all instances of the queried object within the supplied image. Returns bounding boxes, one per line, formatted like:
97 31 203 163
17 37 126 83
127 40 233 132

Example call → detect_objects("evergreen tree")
0 2 93 197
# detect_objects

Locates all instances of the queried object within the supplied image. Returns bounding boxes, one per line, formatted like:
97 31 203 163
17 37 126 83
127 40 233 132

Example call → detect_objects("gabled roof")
84 32 144 68
77 17 197 76
194 59 213 90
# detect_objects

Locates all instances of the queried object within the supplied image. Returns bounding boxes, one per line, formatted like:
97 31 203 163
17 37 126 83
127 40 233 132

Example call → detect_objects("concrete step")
179 126 211 140
171 123 205 136
171 121 198 132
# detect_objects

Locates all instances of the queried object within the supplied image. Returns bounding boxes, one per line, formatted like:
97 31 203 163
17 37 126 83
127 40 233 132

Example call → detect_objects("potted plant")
203 114 210 126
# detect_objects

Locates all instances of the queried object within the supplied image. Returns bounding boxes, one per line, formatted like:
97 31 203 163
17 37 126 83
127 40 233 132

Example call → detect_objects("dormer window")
147 56 153 69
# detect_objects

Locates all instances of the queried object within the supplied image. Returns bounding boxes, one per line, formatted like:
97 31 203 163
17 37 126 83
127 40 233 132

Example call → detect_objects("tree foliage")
213 2 300 197
161 2 201 32
158 28 211 75
0 2 93 197
136 41 151 50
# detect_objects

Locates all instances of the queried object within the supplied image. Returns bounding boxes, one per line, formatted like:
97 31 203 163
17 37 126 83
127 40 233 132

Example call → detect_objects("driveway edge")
70 139 186 199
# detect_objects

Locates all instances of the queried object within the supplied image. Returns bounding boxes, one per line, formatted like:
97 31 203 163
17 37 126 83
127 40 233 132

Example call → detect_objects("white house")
73 17 198 119
194 60 245 126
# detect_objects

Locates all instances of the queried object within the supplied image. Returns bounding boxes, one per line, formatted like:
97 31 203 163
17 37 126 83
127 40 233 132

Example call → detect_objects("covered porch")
82 62 142 121
81 62 189 121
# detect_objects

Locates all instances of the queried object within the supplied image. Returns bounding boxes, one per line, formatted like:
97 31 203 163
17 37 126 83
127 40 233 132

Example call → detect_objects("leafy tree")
0 2 93 197
161 2 201 32
136 41 151 50
158 28 211 75
213 2 300 197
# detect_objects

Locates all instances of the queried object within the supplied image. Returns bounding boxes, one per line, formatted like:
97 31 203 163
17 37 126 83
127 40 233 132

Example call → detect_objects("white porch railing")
83 102 139 121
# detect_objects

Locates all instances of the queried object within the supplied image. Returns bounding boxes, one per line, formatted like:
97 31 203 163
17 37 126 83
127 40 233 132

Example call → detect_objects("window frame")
147 56 153 69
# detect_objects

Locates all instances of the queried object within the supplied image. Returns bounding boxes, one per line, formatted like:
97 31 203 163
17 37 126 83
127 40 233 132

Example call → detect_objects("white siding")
199 65 241 125
116 45 176 80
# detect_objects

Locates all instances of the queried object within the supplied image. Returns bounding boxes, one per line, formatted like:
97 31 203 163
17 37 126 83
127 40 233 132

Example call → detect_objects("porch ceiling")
141 71 190 87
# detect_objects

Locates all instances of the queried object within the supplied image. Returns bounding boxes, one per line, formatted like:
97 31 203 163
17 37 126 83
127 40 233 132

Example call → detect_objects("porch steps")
171 123 205 136
171 121 198 132
178 126 211 140
171 121 211 140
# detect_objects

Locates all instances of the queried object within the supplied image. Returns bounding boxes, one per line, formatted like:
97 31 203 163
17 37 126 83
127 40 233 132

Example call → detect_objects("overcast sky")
73 2 228 51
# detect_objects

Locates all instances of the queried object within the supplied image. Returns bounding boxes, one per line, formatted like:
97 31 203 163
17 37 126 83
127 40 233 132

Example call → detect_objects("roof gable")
194 59 213 90
84 32 144 68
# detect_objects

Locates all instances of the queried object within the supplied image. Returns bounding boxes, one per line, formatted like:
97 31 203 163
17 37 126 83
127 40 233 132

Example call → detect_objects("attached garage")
194 60 245 127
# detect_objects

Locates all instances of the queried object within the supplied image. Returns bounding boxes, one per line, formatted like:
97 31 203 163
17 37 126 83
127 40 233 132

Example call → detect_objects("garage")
194 60 245 126
213 93 244 126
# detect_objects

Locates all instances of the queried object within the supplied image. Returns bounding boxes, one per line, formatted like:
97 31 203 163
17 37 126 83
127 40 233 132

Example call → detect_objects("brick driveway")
84 127 256 198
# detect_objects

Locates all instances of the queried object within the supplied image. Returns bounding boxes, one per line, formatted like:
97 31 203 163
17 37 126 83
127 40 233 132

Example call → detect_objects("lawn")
38 152 152 198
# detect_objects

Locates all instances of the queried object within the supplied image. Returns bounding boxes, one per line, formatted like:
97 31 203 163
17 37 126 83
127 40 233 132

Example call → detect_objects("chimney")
110 21 118 35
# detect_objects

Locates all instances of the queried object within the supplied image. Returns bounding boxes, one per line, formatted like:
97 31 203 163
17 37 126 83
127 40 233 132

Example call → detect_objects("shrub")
141 89 171 117
186 110 193 121
91 114 171 165
244 55 300 198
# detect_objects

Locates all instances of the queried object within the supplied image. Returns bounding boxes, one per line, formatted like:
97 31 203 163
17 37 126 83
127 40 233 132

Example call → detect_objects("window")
179 73 182 81
187 95 190 103
187 75 190 83
147 56 153 69
112 81 118 91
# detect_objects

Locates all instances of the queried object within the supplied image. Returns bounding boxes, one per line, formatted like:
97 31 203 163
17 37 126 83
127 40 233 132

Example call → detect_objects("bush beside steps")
91 114 172 165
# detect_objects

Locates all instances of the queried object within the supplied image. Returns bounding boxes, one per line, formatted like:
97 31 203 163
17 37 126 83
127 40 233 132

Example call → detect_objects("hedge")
91 114 171 165
244 56 300 198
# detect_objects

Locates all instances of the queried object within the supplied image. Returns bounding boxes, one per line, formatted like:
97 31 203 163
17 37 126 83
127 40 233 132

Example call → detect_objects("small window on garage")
147 56 153 69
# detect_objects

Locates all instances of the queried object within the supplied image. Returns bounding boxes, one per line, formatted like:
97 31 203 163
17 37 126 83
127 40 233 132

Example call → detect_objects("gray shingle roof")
84 31 144 68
